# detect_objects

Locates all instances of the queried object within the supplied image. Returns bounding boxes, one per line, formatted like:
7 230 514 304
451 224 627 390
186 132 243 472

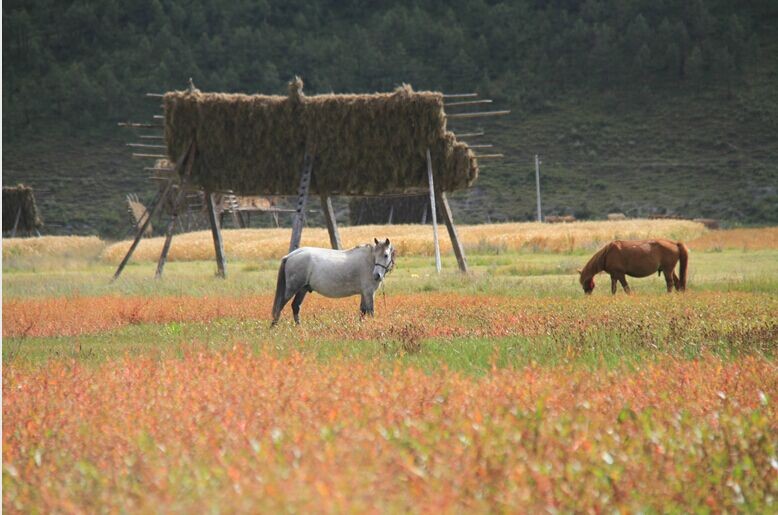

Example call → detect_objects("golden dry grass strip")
3 236 105 260
100 219 707 262
688 226 778 251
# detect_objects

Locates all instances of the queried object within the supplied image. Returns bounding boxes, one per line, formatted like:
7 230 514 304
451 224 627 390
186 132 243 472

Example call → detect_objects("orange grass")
688 227 778 251
4 351 777 512
99 219 707 262
4 292 777 343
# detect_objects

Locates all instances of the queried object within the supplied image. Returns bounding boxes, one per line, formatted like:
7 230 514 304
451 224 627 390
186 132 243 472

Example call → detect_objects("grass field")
3 224 778 512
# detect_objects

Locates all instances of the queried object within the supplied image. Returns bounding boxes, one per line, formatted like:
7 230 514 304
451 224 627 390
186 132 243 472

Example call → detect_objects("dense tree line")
3 0 770 136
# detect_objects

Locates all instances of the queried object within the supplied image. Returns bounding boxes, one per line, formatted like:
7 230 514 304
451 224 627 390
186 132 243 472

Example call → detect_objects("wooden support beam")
139 135 165 139
456 131 485 138
127 143 167 149
153 115 164 119
132 153 168 159
11 206 22 238
118 122 162 128
155 143 197 279
146 93 165 98
206 191 227 278
113 141 193 281
443 93 478 98
468 144 493 149
436 191 468 273
447 110 510 119
289 152 313 253
474 154 504 159
320 195 342 250
426 148 442 274
444 99 493 107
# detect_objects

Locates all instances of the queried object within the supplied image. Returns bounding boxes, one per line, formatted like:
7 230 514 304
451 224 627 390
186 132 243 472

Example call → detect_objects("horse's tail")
271 257 288 322
677 242 689 291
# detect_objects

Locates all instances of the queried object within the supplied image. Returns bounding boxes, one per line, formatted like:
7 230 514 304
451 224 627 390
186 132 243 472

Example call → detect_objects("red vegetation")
4 351 776 512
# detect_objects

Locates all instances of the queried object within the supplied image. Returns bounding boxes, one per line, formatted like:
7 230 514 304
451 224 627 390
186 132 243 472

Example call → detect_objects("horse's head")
578 269 595 294
372 238 396 282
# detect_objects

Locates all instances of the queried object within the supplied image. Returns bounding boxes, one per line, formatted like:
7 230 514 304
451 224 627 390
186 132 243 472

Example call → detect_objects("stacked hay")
3 184 43 234
349 195 429 225
163 80 478 196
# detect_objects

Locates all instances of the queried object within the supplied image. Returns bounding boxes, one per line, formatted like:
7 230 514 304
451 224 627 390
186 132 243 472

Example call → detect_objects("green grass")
3 249 778 299
4 248 777 370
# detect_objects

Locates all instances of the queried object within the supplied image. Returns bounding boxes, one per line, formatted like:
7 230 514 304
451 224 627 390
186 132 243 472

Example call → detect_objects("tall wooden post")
113 140 193 281
289 152 313 253
11 206 22 238
436 191 468 273
206 191 226 278
155 142 197 279
426 148 442 273
320 194 341 250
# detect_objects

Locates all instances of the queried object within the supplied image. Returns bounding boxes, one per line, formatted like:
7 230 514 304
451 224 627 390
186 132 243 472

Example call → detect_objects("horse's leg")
618 275 631 294
672 271 681 291
610 275 618 295
360 292 375 317
271 291 295 326
662 269 674 293
291 290 307 325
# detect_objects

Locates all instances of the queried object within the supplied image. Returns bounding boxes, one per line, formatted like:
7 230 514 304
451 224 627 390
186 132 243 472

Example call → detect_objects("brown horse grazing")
578 239 689 295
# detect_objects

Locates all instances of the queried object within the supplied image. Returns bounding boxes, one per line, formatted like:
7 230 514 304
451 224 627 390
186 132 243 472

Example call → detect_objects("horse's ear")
374 238 379 245
385 238 390 246
576 269 582 274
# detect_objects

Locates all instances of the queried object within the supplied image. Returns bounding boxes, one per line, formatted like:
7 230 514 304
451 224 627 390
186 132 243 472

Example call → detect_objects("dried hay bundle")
3 184 42 234
349 195 429 225
163 81 478 196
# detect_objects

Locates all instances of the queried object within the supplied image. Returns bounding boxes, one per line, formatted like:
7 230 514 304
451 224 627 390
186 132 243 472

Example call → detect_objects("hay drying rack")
113 80 507 280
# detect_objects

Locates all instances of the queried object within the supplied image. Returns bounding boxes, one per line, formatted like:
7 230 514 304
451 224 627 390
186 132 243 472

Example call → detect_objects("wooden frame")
116 81 494 279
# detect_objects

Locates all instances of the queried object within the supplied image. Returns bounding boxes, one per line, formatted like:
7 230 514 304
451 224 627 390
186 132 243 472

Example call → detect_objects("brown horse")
578 239 689 294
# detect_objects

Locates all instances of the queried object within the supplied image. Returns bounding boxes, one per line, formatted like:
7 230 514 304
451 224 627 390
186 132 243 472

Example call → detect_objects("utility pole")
534 154 542 222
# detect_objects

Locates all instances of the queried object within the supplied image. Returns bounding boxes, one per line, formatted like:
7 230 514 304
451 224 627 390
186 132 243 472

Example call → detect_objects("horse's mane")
580 243 610 283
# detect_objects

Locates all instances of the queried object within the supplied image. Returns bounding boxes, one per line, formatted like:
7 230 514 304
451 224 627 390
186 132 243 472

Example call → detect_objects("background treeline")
3 0 771 132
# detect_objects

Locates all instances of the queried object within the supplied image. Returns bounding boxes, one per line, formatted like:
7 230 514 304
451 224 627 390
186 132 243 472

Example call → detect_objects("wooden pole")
289 152 313 253
447 110 510 119
118 122 162 128
127 143 167 149
11 206 22 238
112 140 193 281
155 143 197 279
426 148 441 274
132 153 168 159
206 191 226 278
535 154 542 222
444 99 493 107
436 191 468 273
320 194 342 250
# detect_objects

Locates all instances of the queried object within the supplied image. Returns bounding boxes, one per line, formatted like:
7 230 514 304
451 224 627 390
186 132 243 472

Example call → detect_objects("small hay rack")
114 79 507 279
3 184 43 237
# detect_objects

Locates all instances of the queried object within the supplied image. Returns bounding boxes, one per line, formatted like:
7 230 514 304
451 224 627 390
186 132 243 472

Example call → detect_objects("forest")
3 0 769 133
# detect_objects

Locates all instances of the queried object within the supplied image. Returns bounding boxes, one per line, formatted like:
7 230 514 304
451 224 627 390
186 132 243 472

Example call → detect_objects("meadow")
3 222 778 512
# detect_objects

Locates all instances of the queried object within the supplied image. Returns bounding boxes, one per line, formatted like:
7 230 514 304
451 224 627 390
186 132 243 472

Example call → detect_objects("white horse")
271 238 396 325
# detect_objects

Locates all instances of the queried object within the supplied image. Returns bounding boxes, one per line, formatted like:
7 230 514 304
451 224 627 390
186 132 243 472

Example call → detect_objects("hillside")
3 0 777 236
451 68 778 224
